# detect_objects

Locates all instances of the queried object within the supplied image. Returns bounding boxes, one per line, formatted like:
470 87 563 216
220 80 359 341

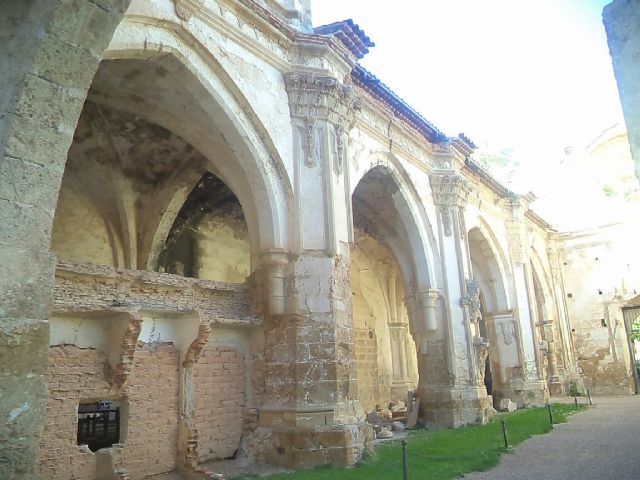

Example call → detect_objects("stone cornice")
53 260 259 325
353 87 441 170
170 0 358 75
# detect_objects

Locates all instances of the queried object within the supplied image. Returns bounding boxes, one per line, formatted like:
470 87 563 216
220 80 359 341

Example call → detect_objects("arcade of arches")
2 1 638 479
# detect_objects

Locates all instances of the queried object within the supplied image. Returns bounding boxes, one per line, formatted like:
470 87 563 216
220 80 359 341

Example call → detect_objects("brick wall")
354 328 380 412
121 343 180 479
193 345 246 462
39 343 180 480
39 346 111 480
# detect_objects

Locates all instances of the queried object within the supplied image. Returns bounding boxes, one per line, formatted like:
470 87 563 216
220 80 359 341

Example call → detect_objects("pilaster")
284 71 360 254
503 195 548 406
256 72 368 468
424 164 492 427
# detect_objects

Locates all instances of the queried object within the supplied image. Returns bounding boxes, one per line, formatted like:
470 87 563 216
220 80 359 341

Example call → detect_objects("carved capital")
284 72 361 171
430 174 471 236
284 72 361 124
429 174 472 209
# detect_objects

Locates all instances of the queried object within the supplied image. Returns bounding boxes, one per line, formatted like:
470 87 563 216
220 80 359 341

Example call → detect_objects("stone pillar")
421 168 492 427
547 235 584 392
0 1 130 477
503 196 548 406
538 320 563 396
257 72 368 469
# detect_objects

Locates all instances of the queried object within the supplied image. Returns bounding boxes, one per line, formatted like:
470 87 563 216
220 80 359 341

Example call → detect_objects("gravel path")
464 395 640 480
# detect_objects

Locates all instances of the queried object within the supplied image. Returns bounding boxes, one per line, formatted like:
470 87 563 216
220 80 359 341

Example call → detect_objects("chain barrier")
391 401 589 478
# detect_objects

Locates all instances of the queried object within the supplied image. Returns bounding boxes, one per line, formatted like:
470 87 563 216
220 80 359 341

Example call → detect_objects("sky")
311 1 634 228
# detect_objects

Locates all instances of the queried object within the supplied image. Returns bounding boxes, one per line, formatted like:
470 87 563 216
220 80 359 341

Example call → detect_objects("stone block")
47 0 122 55
34 34 100 89
293 448 327 468
498 399 517 412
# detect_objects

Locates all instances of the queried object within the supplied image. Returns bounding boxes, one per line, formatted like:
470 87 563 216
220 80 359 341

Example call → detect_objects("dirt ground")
464 395 640 480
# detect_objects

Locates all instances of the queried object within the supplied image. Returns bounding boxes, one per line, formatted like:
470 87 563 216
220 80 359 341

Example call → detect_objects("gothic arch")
467 219 512 313
529 248 555 322
350 152 440 292
99 19 293 261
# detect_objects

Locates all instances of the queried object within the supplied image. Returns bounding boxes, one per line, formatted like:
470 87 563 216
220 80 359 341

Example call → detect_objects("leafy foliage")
630 319 640 342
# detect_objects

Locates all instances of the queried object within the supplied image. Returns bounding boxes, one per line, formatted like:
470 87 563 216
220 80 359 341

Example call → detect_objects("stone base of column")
547 377 565 397
257 406 372 469
559 371 587 396
493 380 549 408
419 385 493 428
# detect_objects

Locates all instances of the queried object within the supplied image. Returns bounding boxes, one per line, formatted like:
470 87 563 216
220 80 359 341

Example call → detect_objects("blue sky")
312 0 623 168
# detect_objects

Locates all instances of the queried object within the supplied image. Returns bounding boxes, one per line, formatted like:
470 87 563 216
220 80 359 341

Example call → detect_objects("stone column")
503 196 548 406
547 235 583 392
0 2 130 478
422 168 492 427
257 72 368 469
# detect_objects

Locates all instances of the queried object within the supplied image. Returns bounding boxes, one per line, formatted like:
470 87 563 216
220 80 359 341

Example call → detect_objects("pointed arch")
467 218 512 313
99 19 293 261
350 151 441 292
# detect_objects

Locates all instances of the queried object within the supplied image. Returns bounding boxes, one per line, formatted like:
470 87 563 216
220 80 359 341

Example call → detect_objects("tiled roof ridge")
314 19 375 59
352 65 449 144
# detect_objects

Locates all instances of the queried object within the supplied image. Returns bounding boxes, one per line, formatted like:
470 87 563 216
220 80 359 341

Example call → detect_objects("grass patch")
233 404 583 480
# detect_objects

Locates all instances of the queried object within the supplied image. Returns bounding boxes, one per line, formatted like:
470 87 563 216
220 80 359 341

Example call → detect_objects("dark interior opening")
77 400 121 452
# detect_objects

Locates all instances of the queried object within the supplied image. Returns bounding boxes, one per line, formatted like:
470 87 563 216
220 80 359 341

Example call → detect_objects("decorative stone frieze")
430 174 472 209
284 72 361 173
173 0 203 21
429 173 472 236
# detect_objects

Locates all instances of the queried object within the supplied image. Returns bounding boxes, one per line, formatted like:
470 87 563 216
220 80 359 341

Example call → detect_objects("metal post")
547 403 554 427
574 396 579 410
501 419 510 450
587 390 593 406
401 439 408 480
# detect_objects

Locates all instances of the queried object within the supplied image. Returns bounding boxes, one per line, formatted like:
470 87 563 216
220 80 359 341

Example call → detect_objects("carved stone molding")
429 174 471 236
172 0 204 21
506 223 527 264
430 174 472 208
284 72 361 172
473 335 490 387
460 279 482 324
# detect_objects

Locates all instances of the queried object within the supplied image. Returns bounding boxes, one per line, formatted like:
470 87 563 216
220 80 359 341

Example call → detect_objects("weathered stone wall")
194 345 246 462
0 0 130 476
560 223 640 394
